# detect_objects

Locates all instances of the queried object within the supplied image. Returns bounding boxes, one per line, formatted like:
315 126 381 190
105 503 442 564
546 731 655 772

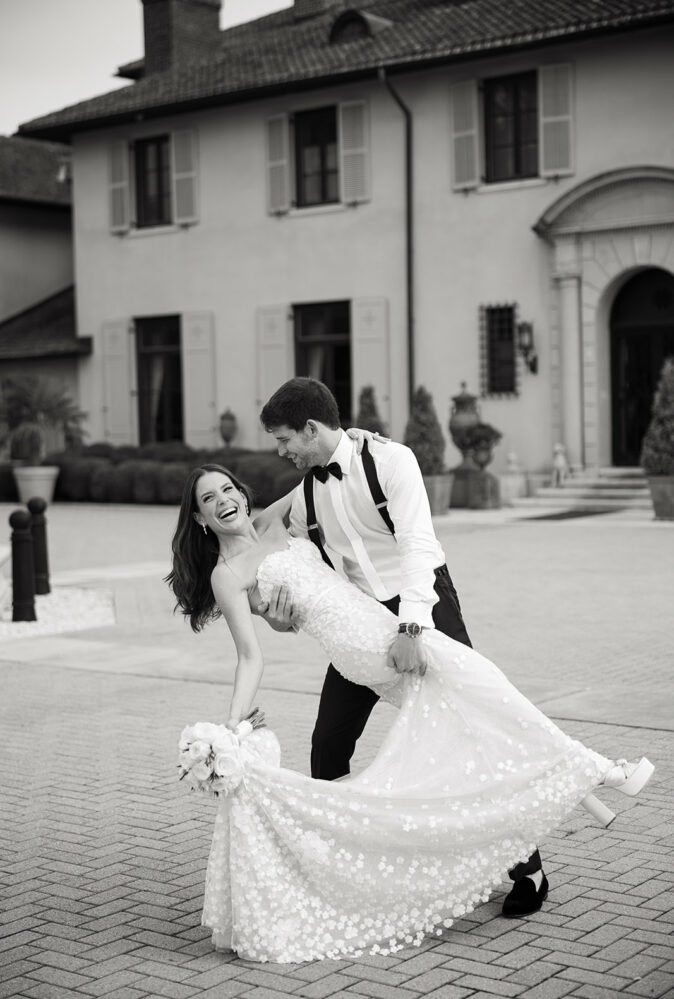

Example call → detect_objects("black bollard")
27 497 50 595
10 509 36 622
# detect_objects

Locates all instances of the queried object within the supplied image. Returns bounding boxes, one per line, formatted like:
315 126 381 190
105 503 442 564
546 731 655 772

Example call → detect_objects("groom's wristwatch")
398 622 425 638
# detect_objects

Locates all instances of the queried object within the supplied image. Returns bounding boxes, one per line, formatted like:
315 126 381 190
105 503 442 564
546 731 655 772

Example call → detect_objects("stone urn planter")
13 465 60 505
640 357 674 520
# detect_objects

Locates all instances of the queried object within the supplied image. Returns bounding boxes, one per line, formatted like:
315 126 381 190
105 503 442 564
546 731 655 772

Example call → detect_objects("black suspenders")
303 439 395 568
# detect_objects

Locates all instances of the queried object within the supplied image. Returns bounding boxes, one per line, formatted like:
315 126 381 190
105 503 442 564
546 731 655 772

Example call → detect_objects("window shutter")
266 114 291 214
450 80 480 190
339 101 370 204
351 298 390 430
109 141 130 233
172 129 199 225
539 64 574 177
181 312 216 447
102 320 136 442
256 306 293 446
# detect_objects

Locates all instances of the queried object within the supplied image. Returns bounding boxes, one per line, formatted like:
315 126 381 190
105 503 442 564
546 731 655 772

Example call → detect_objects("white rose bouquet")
178 709 265 798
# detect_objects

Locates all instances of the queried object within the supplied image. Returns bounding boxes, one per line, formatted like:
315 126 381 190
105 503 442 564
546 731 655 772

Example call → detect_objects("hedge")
24 444 304 506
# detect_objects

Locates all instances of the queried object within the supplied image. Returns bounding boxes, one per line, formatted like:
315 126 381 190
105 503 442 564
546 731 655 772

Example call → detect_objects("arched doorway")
610 268 674 466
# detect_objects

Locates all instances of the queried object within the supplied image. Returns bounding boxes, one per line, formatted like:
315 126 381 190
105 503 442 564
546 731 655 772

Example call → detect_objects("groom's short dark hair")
261 377 341 431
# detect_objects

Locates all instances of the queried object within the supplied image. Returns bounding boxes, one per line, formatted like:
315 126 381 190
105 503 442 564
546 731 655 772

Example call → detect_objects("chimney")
142 0 221 75
293 0 338 21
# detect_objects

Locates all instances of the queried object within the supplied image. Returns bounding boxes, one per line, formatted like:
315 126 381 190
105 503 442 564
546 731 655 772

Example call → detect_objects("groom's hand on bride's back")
387 634 428 676
257 584 299 632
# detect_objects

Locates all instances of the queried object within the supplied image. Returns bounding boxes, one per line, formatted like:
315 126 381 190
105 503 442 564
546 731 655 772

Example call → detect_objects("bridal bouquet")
178 712 263 798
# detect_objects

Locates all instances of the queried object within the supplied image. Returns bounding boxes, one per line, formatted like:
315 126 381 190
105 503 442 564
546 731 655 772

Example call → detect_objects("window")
480 305 517 396
294 107 339 207
135 316 183 443
484 72 538 184
294 301 352 423
266 102 370 213
134 135 172 227
450 65 574 190
108 130 198 233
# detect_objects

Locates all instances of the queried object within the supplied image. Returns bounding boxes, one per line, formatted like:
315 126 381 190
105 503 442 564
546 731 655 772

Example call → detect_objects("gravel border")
0 585 115 638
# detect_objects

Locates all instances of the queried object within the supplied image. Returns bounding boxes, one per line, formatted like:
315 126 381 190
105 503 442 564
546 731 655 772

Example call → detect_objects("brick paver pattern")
1 504 672 999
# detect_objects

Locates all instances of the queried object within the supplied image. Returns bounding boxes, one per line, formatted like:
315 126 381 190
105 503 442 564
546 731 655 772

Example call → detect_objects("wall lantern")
517 321 538 374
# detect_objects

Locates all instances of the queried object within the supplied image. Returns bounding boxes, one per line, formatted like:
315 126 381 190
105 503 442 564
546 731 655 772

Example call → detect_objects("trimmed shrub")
89 463 116 502
107 461 136 503
130 460 160 503
0 463 18 502
137 441 197 463
641 357 674 476
57 457 109 501
355 386 387 435
157 462 191 504
85 442 118 461
235 451 302 507
404 386 446 475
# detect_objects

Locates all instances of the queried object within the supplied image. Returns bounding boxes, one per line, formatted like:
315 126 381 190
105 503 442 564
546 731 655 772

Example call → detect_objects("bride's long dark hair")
166 464 253 633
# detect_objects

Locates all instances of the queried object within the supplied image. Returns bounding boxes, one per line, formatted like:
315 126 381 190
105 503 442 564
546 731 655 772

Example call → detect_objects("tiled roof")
0 288 90 360
0 136 71 206
19 0 674 142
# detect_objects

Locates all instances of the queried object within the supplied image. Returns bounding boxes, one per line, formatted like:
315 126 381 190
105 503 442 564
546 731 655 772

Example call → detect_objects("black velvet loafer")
502 874 549 918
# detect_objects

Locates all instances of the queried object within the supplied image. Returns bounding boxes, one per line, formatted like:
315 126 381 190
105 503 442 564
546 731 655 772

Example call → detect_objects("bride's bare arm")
211 564 265 730
253 489 295 532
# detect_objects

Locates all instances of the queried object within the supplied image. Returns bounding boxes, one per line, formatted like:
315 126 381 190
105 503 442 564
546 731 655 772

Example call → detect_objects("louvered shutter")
172 129 199 225
450 80 480 190
102 320 136 442
352 298 390 430
266 115 291 214
539 65 574 177
256 306 293 445
339 101 370 204
109 141 130 233
181 313 216 447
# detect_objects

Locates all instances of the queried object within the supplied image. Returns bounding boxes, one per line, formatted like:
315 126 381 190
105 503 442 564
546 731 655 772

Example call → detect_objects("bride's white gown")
201 538 610 963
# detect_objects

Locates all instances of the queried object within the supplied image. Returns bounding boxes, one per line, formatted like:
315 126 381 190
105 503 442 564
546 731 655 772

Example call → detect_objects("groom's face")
270 422 323 471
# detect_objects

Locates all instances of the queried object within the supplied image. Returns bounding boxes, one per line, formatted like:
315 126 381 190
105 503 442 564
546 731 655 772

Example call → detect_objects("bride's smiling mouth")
217 506 239 522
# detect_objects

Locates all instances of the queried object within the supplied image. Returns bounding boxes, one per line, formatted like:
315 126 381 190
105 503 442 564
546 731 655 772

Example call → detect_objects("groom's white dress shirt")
289 431 445 628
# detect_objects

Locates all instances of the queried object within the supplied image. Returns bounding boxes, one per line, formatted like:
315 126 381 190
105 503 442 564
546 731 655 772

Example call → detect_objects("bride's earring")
201 523 207 534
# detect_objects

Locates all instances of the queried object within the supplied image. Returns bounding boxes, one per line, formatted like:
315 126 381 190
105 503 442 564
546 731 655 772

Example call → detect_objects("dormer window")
330 10 370 43
329 9 393 44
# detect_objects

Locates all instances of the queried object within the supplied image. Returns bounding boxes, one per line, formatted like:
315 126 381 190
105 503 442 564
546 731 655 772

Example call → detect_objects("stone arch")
534 168 674 468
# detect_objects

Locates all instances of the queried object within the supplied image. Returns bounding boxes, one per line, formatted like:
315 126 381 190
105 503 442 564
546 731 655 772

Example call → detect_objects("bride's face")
194 471 249 535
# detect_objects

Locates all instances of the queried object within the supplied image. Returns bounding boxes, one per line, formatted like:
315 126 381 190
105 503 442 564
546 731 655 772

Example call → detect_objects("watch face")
407 623 422 637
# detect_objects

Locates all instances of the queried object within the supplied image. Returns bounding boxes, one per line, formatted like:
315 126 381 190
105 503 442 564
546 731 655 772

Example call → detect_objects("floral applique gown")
201 537 610 963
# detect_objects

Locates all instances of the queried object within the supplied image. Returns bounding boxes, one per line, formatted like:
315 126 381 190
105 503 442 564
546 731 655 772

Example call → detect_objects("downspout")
378 67 414 410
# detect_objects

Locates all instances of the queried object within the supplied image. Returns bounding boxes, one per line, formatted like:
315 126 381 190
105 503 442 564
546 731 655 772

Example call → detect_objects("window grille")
479 304 519 397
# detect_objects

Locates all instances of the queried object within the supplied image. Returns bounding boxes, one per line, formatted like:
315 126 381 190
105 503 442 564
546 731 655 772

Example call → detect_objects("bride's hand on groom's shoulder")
346 427 391 454
387 633 428 677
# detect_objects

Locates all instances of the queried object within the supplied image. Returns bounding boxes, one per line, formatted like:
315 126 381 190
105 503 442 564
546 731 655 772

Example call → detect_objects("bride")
167 460 653 964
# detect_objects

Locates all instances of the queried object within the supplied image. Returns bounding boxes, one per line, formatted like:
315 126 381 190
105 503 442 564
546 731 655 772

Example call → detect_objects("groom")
259 377 546 918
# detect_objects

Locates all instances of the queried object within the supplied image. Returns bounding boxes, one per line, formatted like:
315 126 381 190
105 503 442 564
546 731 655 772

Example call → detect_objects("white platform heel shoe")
581 757 654 828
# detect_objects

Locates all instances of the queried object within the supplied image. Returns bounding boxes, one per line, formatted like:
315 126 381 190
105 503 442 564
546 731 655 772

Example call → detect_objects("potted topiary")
404 386 452 514
355 386 387 435
2 375 86 504
640 356 674 520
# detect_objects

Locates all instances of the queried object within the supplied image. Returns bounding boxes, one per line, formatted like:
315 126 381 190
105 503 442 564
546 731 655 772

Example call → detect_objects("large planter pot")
646 475 674 520
423 473 453 515
12 466 60 505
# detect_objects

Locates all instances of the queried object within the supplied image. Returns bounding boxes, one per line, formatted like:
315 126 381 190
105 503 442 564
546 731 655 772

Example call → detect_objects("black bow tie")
311 462 343 483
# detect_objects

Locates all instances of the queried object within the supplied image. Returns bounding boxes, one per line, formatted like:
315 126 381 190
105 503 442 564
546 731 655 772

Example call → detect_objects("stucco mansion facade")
20 0 674 472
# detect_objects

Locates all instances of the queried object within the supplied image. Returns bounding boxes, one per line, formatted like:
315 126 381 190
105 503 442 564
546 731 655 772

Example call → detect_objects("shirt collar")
326 429 354 475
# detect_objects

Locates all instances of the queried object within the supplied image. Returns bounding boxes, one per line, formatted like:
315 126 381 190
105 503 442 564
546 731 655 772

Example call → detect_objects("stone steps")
511 467 652 511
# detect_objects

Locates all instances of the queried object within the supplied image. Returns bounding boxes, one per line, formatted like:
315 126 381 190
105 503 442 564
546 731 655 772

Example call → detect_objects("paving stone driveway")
1 504 672 999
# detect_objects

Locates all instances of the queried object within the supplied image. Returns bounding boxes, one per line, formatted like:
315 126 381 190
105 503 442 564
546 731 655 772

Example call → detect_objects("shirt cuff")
398 600 435 630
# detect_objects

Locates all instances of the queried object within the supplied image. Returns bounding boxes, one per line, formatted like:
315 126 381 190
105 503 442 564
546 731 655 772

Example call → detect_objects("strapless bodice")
256 537 400 692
